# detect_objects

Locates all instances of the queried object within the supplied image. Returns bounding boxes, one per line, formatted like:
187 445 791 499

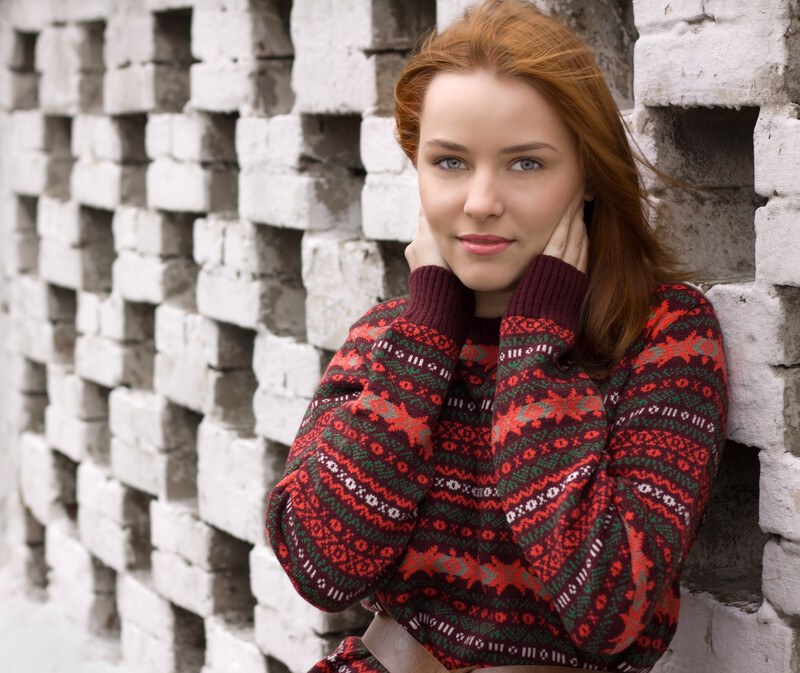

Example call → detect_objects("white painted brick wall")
1 0 799 671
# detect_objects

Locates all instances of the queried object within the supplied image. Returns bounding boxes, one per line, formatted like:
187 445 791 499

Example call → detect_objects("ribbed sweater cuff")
404 266 474 344
504 255 588 330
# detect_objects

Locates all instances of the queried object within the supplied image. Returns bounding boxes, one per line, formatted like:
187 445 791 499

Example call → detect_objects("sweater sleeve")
266 266 474 612
493 254 728 655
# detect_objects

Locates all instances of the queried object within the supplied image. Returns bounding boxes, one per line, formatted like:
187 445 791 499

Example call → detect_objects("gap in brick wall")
53 450 79 523
91 556 121 636
78 20 106 114
300 114 363 172
79 206 116 293
647 105 763 283
377 240 409 300
153 8 194 112
681 441 768 607
541 0 637 110
22 507 48 594
267 656 292 673
12 30 37 72
173 604 206 673
154 8 194 66
115 114 148 164
370 0 436 52
16 195 40 274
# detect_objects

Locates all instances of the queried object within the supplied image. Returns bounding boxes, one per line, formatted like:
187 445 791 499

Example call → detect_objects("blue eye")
435 157 466 171
512 158 541 171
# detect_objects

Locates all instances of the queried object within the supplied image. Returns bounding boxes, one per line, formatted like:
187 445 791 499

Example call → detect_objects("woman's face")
416 70 592 313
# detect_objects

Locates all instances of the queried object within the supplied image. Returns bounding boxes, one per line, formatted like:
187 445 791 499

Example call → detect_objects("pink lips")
458 234 513 256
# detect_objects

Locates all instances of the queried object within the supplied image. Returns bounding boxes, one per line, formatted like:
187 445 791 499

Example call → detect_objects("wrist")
404 266 474 343
504 255 588 330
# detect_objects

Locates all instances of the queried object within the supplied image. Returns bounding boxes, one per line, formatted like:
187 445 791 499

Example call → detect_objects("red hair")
394 0 684 378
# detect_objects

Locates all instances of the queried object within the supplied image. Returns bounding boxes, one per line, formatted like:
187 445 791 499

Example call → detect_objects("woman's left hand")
542 195 589 273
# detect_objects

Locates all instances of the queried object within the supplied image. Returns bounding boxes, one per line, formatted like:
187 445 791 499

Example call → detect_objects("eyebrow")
422 139 559 154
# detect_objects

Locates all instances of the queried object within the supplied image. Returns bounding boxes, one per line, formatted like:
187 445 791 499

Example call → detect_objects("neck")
474 289 514 318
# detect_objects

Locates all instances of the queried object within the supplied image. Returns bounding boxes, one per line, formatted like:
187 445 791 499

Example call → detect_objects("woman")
266 2 728 672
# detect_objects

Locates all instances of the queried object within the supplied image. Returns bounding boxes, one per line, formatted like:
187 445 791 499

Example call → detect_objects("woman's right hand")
405 209 451 272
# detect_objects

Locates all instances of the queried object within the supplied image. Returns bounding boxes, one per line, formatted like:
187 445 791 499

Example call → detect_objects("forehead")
419 70 574 147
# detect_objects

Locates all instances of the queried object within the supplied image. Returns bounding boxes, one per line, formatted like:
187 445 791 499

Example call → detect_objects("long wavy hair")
394 0 685 379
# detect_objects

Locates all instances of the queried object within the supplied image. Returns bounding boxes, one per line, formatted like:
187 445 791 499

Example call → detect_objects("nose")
463 170 503 222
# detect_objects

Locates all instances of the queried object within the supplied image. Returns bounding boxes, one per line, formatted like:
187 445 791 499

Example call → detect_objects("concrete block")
112 206 192 257
151 498 250 571
0 68 39 110
19 431 69 526
632 0 705 32
11 110 48 152
251 546 370 672
36 197 82 246
11 274 76 321
72 114 147 162
233 116 272 167
762 536 800 617
7 355 48 393
437 0 472 28
39 233 114 293
197 420 284 544
118 572 182 673
147 157 237 213
71 158 147 209
361 172 419 242
154 352 209 414
44 404 110 463
651 588 798 673
240 169 362 232
192 1 292 62
154 351 256 429
146 112 237 163
45 519 119 634
3 229 39 273
185 315 254 370
193 216 226 267
78 461 150 572
46 364 107 422
252 387 307 447
109 387 196 452
76 291 154 342
11 314 75 367
2 389 47 436
196 266 305 336
12 150 72 198
110 435 196 500
360 115 411 175
754 105 800 198
633 19 788 106
105 12 157 68
104 63 189 114
755 199 800 287
302 233 386 350
252 331 323 399
75 334 154 389
152 548 253 618
290 0 405 114
113 251 198 306
250 544 370 633
760 451 800 543
189 59 293 115
117 571 175 634
203 613 267 673
705 282 800 367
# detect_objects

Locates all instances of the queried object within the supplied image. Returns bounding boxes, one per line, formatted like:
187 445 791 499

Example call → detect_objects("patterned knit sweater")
266 255 728 673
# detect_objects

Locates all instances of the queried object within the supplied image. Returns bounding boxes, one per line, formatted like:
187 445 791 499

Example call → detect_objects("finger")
576 233 589 274
543 197 581 259
562 203 587 268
